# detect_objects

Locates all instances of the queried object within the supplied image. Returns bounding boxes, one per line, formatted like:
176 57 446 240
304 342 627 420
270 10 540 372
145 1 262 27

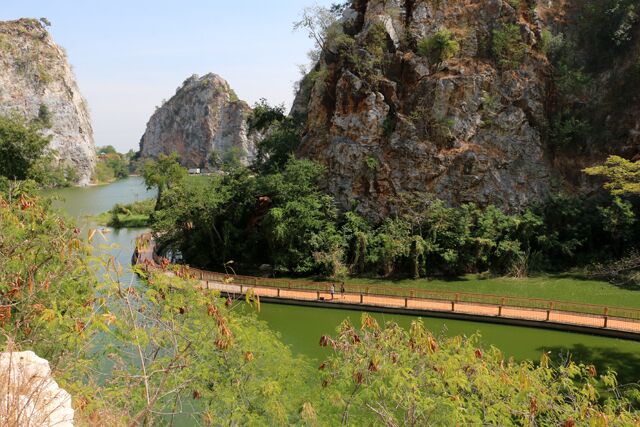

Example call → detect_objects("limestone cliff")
0 18 95 185
294 0 639 220
139 74 257 168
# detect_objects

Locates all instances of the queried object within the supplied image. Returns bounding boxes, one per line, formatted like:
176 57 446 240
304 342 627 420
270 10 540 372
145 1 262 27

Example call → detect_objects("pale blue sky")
1 1 332 152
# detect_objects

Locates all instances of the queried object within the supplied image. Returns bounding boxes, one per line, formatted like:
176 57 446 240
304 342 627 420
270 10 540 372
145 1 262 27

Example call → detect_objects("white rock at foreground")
0 351 74 427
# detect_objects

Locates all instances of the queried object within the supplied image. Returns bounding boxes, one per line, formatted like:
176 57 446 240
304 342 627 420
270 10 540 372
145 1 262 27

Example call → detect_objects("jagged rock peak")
0 18 96 185
139 73 257 169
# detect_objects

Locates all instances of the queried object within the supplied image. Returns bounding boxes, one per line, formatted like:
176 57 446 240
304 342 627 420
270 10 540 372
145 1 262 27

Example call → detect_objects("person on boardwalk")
330 284 335 300
340 283 345 299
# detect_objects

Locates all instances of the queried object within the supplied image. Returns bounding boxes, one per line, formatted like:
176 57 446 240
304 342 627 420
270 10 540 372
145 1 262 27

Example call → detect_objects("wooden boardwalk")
197 276 640 338
135 234 640 340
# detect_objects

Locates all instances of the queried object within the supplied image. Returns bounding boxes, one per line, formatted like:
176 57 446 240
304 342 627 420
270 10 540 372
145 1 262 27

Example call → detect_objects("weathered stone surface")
139 73 257 168
0 18 95 185
296 0 552 220
0 351 74 426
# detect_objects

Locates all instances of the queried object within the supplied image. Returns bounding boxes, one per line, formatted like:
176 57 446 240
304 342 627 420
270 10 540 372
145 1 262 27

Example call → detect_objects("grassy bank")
94 198 154 228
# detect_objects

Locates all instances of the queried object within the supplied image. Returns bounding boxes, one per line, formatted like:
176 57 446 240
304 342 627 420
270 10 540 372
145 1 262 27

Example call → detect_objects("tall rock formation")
294 0 639 220
139 74 257 168
0 18 95 185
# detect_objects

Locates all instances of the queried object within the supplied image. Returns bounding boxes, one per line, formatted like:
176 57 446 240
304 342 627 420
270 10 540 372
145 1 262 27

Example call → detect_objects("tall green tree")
142 152 187 208
248 99 303 172
0 114 51 181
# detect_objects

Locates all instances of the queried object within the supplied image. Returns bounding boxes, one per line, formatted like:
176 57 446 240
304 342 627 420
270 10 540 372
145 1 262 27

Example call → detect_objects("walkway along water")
134 234 640 341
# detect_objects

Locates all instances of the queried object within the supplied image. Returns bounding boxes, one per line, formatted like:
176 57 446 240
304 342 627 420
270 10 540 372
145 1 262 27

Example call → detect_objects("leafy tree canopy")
584 155 640 195
142 152 187 207
0 114 51 181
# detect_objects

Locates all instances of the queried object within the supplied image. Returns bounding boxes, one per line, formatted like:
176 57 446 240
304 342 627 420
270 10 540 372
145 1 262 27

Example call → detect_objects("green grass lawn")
341 275 640 309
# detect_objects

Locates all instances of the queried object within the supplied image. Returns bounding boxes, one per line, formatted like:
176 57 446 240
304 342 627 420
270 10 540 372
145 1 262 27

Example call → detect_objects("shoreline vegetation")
93 198 154 228
90 145 141 185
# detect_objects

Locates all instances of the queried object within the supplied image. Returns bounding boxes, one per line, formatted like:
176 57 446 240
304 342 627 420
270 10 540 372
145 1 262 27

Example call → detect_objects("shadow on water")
540 343 640 385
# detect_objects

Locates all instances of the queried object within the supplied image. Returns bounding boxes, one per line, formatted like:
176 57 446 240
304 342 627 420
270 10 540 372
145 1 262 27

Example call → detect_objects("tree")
0 192 95 365
0 114 51 181
261 158 341 274
318 314 640 426
584 155 640 195
248 99 303 172
293 3 345 60
152 168 257 268
97 145 118 155
142 152 187 208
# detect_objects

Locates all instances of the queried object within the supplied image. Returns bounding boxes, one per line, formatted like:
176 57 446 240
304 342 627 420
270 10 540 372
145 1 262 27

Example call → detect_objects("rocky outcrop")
295 0 640 220
295 0 553 220
0 351 74 426
139 74 257 168
0 18 95 185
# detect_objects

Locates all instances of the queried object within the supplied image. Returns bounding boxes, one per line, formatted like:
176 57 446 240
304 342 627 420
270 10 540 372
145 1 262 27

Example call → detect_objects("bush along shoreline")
94 198 154 228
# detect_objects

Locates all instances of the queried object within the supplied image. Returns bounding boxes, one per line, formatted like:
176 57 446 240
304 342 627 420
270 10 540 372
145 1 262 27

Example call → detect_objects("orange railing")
183 267 640 323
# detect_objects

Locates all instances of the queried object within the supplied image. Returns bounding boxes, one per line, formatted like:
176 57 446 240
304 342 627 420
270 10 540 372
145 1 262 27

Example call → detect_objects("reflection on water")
43 178 640 383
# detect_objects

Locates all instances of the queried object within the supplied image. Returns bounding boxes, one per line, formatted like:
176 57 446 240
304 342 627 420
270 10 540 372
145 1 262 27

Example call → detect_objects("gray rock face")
296 0 552 220
0 19 95 185
0 351 75 426
139 74 257 168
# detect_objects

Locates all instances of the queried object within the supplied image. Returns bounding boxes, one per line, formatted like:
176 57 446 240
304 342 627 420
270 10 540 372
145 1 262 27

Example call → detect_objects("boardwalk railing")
182 267 640 324
140 236 640 334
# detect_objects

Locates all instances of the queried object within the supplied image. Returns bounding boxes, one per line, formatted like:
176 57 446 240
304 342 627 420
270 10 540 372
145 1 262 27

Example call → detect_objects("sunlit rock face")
295 0 551 221
0 351 75 426
295 0 640 221
139 73 257 168
0 18 96 185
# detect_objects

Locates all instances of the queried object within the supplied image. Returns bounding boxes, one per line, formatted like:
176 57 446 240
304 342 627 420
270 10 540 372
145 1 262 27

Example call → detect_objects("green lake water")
43 178 640 384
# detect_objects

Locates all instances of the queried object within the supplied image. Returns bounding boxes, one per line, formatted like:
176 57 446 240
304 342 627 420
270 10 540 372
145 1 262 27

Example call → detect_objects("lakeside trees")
149 157 639 279
2 189 640 425
142 152 187 208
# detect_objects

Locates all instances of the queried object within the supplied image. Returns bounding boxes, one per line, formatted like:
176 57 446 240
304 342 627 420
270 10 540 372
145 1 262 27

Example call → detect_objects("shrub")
320 315 640 426
417 29 460 65
492 23 527 69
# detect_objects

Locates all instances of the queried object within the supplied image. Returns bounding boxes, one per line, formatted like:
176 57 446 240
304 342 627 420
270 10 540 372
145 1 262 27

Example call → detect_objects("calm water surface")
44 178 640 383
